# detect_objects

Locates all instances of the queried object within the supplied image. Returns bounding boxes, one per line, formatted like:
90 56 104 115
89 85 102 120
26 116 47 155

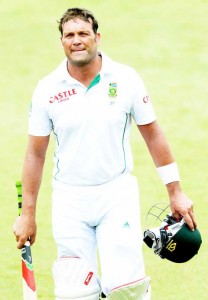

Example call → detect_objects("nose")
72 34 81 45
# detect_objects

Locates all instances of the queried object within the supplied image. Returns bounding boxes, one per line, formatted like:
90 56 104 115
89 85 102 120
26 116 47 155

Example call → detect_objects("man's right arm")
13 135 50 249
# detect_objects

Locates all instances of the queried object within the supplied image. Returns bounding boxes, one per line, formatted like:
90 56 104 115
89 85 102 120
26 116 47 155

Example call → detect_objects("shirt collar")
99 51 115 75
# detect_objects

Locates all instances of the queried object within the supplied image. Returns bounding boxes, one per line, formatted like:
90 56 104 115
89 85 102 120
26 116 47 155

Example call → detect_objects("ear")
60 36 64 47
95 33 101 46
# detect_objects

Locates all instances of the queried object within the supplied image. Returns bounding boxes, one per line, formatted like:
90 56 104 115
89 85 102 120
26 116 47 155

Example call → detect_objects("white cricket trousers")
52 174 145 296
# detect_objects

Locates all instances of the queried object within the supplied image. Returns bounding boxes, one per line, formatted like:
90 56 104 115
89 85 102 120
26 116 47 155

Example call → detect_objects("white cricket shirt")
29 52 156 187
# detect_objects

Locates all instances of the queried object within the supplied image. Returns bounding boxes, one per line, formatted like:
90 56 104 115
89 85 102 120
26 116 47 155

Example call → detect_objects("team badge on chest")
108 82 118 105
108 83 117 98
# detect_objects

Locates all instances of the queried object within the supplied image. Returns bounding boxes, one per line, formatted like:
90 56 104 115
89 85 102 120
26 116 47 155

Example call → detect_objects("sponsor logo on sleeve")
84 272 94 285
143 95 150 103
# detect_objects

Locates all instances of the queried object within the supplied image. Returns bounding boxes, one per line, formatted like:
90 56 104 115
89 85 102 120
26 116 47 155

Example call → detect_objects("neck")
67 54 102 87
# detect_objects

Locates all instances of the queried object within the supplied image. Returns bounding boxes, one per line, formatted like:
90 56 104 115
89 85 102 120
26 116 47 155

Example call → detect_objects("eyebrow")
63 29 91 36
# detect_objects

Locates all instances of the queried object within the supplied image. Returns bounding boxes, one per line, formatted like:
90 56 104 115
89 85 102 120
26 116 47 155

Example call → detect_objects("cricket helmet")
143 203 202 263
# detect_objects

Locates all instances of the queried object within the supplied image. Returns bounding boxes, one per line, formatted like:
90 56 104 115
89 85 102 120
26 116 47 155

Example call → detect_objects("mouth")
71 49 86 53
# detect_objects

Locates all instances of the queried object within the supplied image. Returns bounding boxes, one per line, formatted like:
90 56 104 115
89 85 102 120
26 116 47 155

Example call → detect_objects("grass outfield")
1 0 207 299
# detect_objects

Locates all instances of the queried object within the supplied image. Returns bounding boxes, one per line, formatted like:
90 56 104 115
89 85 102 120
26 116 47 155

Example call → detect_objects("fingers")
171 202 197 232
17 237 27 249
28 234 36 246
12 220 36 249
183 209 197 231
14 232 35 249
13 226 27 249
172 212 182 221
172 206 197 231
190 210 197 228
183 212 195 231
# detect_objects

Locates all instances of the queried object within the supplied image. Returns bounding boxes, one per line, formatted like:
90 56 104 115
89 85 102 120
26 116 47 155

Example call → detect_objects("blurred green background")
1 0 207 299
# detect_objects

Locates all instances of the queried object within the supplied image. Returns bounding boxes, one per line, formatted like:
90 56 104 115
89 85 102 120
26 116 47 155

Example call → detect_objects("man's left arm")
138 121 197 230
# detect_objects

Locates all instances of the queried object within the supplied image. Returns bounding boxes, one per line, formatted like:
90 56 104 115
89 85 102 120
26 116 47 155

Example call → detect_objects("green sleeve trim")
121 113 129 173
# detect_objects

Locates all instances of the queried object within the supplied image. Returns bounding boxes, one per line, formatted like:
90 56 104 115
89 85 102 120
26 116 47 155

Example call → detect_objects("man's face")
61 18 100 67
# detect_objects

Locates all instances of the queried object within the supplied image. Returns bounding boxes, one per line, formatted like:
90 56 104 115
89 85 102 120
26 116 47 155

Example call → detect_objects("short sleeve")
130 72 156 125
28 81 52 136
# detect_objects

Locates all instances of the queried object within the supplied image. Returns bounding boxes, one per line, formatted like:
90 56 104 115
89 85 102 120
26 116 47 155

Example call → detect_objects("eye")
65 33 74 38
79 32 89 37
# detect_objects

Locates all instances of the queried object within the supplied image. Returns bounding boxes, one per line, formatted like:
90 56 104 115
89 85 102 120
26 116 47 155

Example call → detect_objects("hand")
169 190 197 231
12 215 37 249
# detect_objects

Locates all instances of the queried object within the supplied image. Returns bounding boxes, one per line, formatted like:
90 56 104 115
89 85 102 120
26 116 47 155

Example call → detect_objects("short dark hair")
58 8 99 36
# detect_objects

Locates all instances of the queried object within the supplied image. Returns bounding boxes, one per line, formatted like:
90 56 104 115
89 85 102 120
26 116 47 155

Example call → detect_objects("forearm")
21 151 46 218
138 122 196 229
145 127 182 192
21 135 49 218
13 135 49 248
151 137 196 228
140 122 175 167
144 128 181 192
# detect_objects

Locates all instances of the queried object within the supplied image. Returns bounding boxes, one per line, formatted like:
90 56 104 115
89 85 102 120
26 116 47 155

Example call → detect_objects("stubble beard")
67 49 98 67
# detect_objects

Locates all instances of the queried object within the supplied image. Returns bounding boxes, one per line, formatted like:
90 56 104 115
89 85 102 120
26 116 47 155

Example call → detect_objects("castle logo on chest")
49 89 77 103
